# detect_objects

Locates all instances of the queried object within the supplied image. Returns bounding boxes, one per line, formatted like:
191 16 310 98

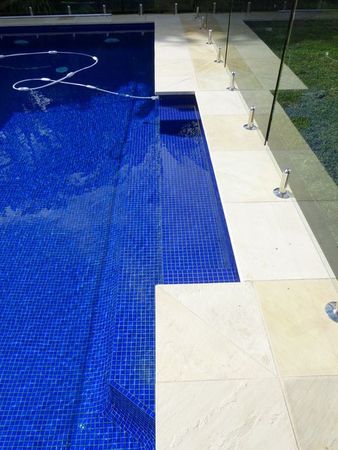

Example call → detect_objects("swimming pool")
0 24 238 448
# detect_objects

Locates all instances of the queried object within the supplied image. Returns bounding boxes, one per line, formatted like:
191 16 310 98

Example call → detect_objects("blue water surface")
0 24 238 449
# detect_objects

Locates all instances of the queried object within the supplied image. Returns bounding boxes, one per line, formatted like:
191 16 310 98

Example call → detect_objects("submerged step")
105 382 155 450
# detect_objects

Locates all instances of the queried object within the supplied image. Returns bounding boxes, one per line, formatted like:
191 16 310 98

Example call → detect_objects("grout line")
252 281 301 450
157 286 277 377
157 377 279 384
283 374 338 379
237 276 337 284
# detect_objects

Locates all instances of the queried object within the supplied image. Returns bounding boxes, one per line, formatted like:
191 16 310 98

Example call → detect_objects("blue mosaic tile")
0 24 238 450
160 95 239 284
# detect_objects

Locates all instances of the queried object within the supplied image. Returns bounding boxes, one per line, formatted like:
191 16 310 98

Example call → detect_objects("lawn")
247 19 338 185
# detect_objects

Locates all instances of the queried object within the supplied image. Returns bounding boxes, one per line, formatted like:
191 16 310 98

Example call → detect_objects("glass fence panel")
224 0 289 140
173 0 230 94
221 0 337 274
63 2 101 14
266 1 338 274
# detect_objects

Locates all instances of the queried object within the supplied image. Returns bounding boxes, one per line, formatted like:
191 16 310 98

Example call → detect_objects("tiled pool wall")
0 23 238 449
72 93 239 448
160 95 239 284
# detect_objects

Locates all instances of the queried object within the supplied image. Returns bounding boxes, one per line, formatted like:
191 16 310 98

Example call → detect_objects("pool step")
105 382 155 450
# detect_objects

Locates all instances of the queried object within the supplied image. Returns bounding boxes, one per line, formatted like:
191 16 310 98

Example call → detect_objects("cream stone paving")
196 90 248 115
273 150 338 202
255 279 338 376
235 87 275 113
210 150 285 203
224 202 331 281
157 379 298 450
193 62 231 91
225 48 265 90
214 14 307 91
153 15 197 94
157 283 275 373
283 376 338 450
156 285 275 382
154 12 337 449
156 282 300 448
298 200 338 276
201 114 266 151
185 40 218 60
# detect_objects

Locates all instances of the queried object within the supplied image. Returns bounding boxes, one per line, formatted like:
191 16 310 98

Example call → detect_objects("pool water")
0 24 238 449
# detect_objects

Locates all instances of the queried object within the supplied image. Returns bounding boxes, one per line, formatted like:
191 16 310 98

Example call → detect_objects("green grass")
296 0 338 9
247 19 338 185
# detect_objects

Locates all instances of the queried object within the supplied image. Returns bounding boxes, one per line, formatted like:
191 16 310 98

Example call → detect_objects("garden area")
247 19 338 184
